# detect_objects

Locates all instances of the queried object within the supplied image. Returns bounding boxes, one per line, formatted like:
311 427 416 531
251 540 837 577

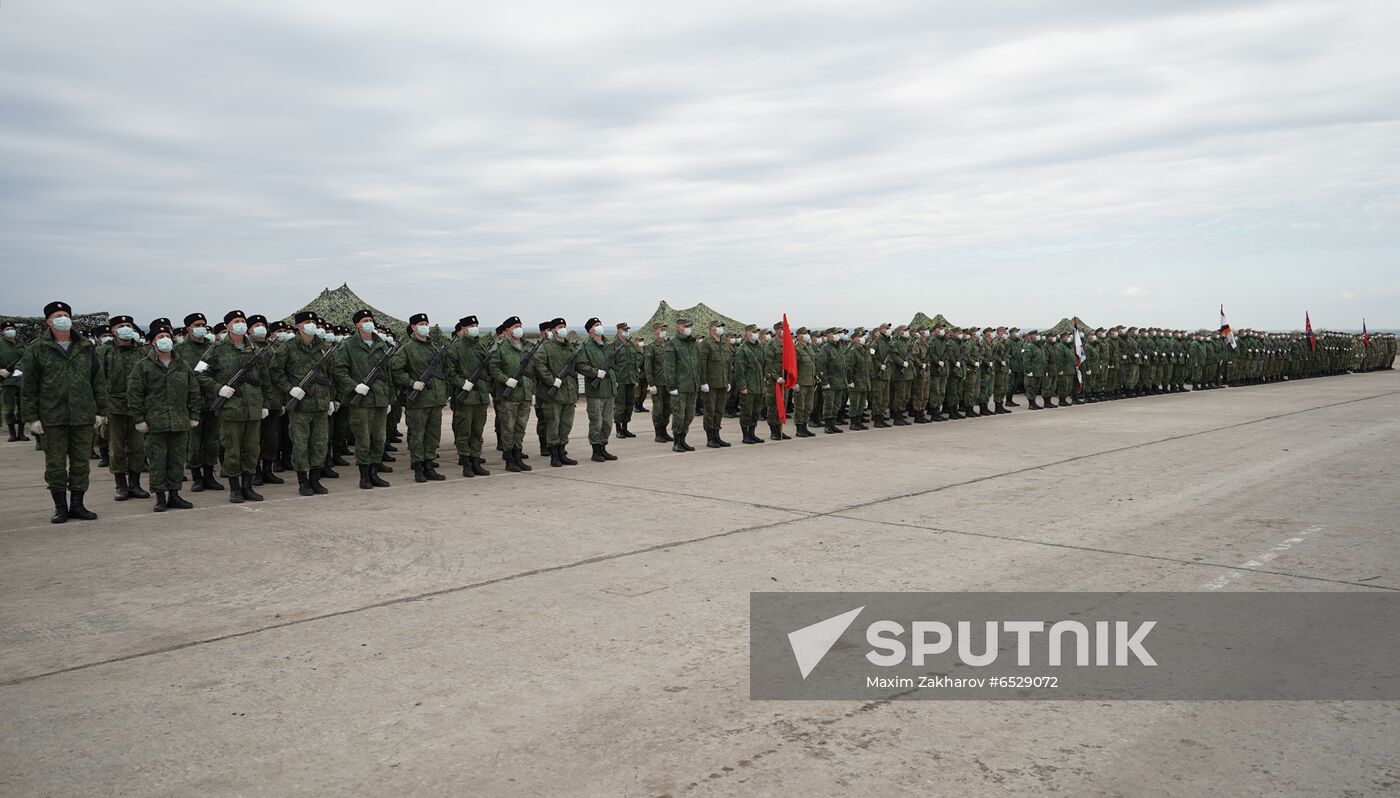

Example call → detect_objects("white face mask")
936 330 946 337
415 324 431 338
250 325 267 339
116 326 138 341
276 331 295 343
301 323 318 337
636 340 645 348
618 330 628 339
100 335 114 344
800 333 811 343
853 337 863 346
2 330 15 339
714 325 725 336
681 327 692 337
467 325 480 337
658 330 669 341
747 332 758 342
154 337 174 353
230 322 248 336
510 327 524 339
360 321 375 334
190 325 208 340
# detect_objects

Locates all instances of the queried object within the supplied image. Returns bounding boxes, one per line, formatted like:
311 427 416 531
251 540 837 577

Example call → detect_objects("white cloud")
1121 286 1151 299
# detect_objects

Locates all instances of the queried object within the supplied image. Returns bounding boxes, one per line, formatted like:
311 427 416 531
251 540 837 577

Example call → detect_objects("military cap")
223 309 246 324
184 312 207 327
852 326 866 336
353 309 375 323
293 311 317 324
409 313 429 326
268 320 289 333
772 322 784 332
536 321 553 332
147 317 172 334
0 320 15 330
451 316 474 332
500 315 521 330
616 322 630 331
675 318 692 327
149 322 173 337
43 300 72 318
109 315 135 328
585 317 602 331
548 317 567 329
242 314 265 328
212 322 227 335
744 324 759 333
795 326 808 335
982 326 994 333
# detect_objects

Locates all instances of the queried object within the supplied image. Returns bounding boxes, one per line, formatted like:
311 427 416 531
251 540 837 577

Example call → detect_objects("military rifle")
586 338 625 392
405 342 452 403
451 339 502 403
283 338 345 414
546 339 588 398
349 340 401 407
210 343 271 413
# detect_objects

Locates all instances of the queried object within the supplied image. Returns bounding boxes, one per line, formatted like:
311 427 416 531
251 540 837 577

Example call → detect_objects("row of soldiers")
4 302 1393 524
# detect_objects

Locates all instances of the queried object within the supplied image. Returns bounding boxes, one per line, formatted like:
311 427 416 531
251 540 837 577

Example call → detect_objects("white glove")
385 405 392 415
412 380 425 392
902 361 909 368
822 383 831 389
189 419 199 429
194 360 209 373
261 408 270 419
792 384 800 392
218 385 236 399
9 369 19 378
28 420 43 436
647 385 657 395
552 377 563 388
938 361 944 367
506 377 518 388
973 361 980 367
868 348 875 355
290 386 307 400
354 383 371 395
460 379 474 392
1002 361 1007 366
596 369 607 379
0 369 9 378
328 402 338 415
879 364 887 371
775 376 784 386
848 382 855 388
1026 372 1034 378
700 383 710 393
94 415 107 428
725 384 730 390
135 421 149 433
669 388 679 396
1122 355 1127 360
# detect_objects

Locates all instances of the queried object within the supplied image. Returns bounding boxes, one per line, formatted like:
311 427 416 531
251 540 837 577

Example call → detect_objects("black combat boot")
251 464 264 486
15 422 30 441
704 429 721 448
370 465 390 487
768 423 781 441
308 470 328 494
654 423 673 443
424 460 447 480
68 491 97 520
672 435 688 453
929 407 945 422
1028 396 1042 410
874 415 891 428
320 464 339 479
912 410 928 424
384 441 399 452
1005 395 1019 407
1044 397 1057 408
331 449 350 467
98 446 110 468
678 433 696 452
241 475 264 502
595 443 618 461
505 451 522 473
558 445 578 466
740 425 758 444
360 464 375 489
980 402 993 416
413 462 428 482
153 491 168 512
167 490 193 509
549 446 564 467
200 466 224 491
114 473 131 501
618 423 634 438
6 423 18 442
261 460 285 484
515 449 533 471
894 411 911 427
713 428 731 447
190 466 205 492
382 450 397 462
795 421 814 437
470 456 489 477
127 471 150 499
995 401 1010 415
229 478 244 504
50 489 69 524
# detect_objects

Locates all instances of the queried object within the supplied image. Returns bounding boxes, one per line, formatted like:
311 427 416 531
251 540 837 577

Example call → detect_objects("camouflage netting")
637 300 750 342
910 312 958 330
284 284 410 333
0 312 111 343
1044 317 1094 335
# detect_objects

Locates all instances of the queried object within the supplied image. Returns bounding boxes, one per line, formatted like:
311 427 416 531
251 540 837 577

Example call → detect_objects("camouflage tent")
283 284 409 333
910 312 958 330
637 300 750 342
0 311 111 343
1043 317 1094 336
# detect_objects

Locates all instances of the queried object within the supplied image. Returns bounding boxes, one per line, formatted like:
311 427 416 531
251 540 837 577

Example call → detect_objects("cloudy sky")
2 0 1397 330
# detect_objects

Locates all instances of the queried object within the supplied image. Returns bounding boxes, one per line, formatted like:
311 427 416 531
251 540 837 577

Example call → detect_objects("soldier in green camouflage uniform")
1 321 28 442
246 316 286 486
126 322 200 512
487 316 534 472
991 326 1012 414
333 309 398 487
180 312 223 492
99 315 151 502
444 315 493 478
910 327 931 423
868 325 893 427
393 313 451 481
203 309 273 503
1020 331 1046 409
925 324 951 421
271 311 335 496
21 301 107 523
844 328 871 430
1005 327 1023 408
611 323 642 438
646 323 673 443
663 318 701 451
817 328 847 434
732 325 768 443
790 327 818 436
697 319 733 448
580 317 620 461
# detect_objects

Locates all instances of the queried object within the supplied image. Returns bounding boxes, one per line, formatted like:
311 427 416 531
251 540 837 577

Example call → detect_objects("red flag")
775 314 797 426
1305 312 1315 351
1363 319 1370 349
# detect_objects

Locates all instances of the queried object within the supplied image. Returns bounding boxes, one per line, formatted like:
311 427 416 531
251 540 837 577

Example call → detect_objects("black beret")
550 317 567 329
109 315 135 328
223 309 246 324
247 314 268 327
293 311 316 324
148 318 171 333
501 315 521 330
268 321 289 333
183 313 207 327
538 321 553 332
212 322 227 334
352 309 374 323
455 315 477 332
409 313 429 326
585 317 601 331
149 323 174 338
1 321 15 330
334 325 350 335
44 301 72 318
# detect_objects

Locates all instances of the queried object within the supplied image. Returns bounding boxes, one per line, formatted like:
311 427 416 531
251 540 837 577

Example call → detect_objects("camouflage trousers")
187 410 219 467
870 379 890 419
962 370 980 407
406 405 444 464
1126 364 1141 389
913 373 930 412
943 376 962 411
670 391 696 437
978 371 994 404
145 430 188 491
42 423 94 491
793 385 816 425
739 391 763 428
701 388 725 432
994 369 1009 400
540 400 575 448
218 417 260 477
891 379 911 415
260 409 282 460
450 403 487 459
765 384 786 424
1058 374 1073 400
497 400 531 451
613 384 636 426
929 374 948 411
107 413 145 474
1024 375 1041 399
289 410 328 473
822 386 847 421
352 405 388 465
2 384 21 425
847 389 868 420
587 396 614 445
651 388 672 429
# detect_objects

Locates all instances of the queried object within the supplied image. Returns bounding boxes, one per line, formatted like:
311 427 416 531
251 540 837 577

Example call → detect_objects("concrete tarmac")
2 373 1398 796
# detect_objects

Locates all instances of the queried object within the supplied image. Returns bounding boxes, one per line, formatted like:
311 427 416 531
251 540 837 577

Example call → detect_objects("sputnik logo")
786 606 864 679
